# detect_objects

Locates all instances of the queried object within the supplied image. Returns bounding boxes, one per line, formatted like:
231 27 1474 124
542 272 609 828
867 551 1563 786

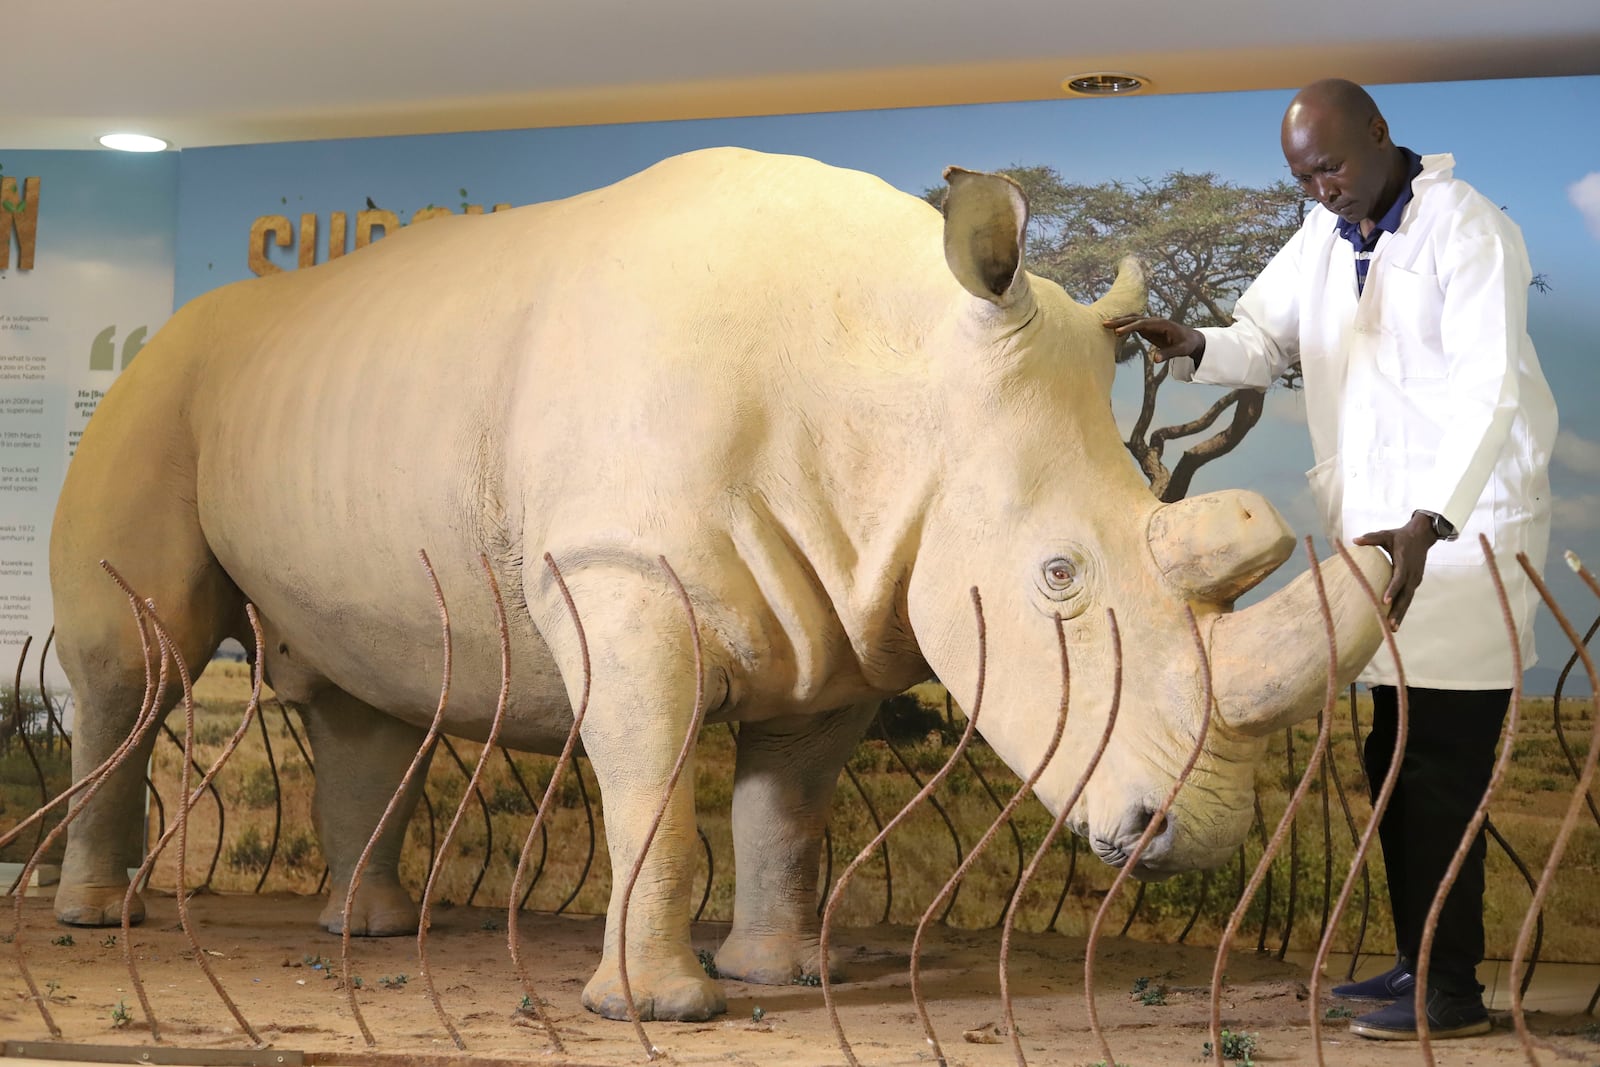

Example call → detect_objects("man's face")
1281 110 1389 225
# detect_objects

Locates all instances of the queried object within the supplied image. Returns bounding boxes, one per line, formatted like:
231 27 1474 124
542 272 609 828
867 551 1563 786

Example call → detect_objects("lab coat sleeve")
1168 223 1306 388
1423 226 1526 532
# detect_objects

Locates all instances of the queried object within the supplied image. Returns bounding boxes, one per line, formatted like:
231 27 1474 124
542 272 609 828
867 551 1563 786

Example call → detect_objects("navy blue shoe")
1331 961 1414 1000
1348 986 1491 1041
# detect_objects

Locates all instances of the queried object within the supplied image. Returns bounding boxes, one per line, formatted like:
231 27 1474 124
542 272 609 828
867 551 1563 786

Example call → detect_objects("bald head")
1280 78 1409 228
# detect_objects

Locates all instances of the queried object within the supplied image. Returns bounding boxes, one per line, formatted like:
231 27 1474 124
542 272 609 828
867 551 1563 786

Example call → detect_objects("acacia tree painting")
930 168 1308 502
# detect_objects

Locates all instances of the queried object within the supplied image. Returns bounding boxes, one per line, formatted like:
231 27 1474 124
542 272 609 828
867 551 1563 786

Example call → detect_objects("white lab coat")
1171 153 1558 689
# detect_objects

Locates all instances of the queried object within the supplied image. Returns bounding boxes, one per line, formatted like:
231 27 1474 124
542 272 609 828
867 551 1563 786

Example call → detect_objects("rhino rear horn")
942 167 1032 310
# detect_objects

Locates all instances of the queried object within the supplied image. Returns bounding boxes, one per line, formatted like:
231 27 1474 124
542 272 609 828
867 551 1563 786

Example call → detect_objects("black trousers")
1364 685 1510 996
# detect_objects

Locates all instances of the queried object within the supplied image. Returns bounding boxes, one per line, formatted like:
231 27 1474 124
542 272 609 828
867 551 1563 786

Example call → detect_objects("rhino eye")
1041 557 1079 595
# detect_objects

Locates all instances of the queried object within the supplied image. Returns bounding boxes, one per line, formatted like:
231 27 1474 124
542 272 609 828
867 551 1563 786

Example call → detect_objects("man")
1104 78 1557 1041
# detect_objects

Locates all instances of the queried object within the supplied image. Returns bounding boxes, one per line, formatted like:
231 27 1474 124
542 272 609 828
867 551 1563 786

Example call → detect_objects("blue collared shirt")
1335 146 1424 295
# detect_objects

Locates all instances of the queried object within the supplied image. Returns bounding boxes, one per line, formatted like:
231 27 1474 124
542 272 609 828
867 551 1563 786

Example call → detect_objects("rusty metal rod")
122 606 265 1041
505 553 592 1054
842 762 893 925
1087 606 1211 1067
417 555 512 1050
1311 541 1413 1067
9 572 167 1038
1003 609 1122 1067
1507 552 1600 1062
1214 540 1337 1065
820 587 987 1067
913 615 1069 1067
553 761 597 916
340 549 453 1047
613 556 711 1062
1413 540 1521 1064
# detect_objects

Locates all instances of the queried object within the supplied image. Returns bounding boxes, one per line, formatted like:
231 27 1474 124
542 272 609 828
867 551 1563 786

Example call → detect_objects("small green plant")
792 972 822 987
100 934 118 948
517 993 535 1015
301 953 334 973
696 949 719 978
1202 1029 1259 1065
377 973 409 989
1323 1005 1356 1020
44 979 61 1000
1139 984 1168 1006
110 999 132 1028
480 918 500 932
1131 976 1150 993
751 1004 765 1023
51 934 74 947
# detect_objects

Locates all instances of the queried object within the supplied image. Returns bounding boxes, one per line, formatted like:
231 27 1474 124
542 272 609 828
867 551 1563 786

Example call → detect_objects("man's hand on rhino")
1102 315 1206 363
1353 512 1442 631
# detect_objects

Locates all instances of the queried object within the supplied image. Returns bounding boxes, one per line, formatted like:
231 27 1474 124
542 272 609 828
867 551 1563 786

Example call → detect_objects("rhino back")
167 148 950 730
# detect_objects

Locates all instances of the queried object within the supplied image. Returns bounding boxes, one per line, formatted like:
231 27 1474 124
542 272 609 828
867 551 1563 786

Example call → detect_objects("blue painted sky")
168 74 1600 691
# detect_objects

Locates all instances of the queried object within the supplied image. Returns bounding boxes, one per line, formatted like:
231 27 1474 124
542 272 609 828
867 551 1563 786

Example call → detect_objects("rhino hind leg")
296 689 432 937
714 701 878 984
51 528 243 928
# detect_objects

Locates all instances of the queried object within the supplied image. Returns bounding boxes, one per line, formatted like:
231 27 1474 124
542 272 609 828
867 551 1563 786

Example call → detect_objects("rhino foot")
54 883 144 928
318 878 418 937
715 932 840 986
582 956 726 1022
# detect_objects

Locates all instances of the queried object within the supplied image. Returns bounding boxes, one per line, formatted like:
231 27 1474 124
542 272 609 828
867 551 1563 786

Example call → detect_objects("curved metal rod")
122 606 265 1042
842 763 892 925
38 627 71 752
1004 609 1122 1067
499 748 550 903
913 615 1070 1067
1323 709 1372 980
1177 869 1212 945
251 699 283 894
1318 718 1333 945
820 587 988 1067
340 549 453 1047
961 744 1026 928
1117 882 1147 939
1549 611 1600 831
1508 551 1600 1060
418 555 512 1050
877 719 966 923
506 553 592 1054
157 720 226 888
1310 541 1411 1067
10 573 166 1037
1278 723 1302 961
1251 794 1273 954
137 595 263 1045
1212 539 1337 1064
554 760 598 916
1414 540 1520 1064
5 636 49 893
1046 835 1079 934
1482 819 1542 996
614 556 710 1062
817 823 834 919
435 734 494 907
1087 606 1211 1067
694 825 714 922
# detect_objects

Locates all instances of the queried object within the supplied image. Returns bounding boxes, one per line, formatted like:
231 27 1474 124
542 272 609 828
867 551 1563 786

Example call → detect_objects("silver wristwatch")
1414 510 1458 541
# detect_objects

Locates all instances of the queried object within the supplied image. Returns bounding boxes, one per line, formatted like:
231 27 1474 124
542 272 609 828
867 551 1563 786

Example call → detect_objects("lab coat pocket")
1376 265 1447 380
1305 455 1343 542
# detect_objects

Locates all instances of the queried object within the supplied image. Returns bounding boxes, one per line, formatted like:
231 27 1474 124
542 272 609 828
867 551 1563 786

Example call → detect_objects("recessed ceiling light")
98 133 169 153
1062 72 1148 97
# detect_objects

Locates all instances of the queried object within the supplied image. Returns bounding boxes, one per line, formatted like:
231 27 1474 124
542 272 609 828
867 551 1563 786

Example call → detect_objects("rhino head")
906 167 1390 878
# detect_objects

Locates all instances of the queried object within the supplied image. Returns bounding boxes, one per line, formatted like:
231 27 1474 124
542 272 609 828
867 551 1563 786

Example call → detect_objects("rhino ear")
941 166 1033 311
1090 255 1148 321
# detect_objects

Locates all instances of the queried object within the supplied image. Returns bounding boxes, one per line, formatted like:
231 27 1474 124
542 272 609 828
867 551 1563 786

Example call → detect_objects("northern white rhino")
49 147 1389 1021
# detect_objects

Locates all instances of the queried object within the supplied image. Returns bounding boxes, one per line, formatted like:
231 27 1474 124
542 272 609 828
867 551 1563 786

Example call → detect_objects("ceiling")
9 0 1600 151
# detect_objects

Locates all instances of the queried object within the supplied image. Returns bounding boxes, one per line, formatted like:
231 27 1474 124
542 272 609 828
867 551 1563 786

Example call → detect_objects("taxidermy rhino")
50 147 1389 1021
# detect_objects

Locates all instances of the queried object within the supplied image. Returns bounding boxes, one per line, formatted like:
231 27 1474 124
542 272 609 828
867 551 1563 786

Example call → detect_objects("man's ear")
1370 115 1391 148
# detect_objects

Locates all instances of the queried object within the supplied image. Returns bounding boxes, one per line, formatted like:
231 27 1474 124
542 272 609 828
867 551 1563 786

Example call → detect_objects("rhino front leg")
544 571 724 1023
297 689 433 937
715 701 878 984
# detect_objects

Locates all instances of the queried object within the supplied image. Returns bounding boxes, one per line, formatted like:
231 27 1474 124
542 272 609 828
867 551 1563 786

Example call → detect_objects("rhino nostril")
1146 811 1168 838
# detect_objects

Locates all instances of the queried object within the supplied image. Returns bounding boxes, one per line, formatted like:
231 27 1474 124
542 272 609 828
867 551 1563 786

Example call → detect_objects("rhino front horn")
1208 545 1392 736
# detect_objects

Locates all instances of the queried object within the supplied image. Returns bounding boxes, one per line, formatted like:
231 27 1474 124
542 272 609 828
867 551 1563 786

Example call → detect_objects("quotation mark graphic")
89 325 147 371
